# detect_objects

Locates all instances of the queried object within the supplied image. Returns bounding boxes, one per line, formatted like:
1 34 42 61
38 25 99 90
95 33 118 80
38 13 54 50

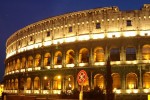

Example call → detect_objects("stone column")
62 76 65 93
137 45 142 60
40 76 43 94
51 52 54 68
25 56 27 69
75 49 79 67
121 70 126 92
90 71 93 90
50 78 53 94
138 66 142 92
105 46 108 61
41 52 44 68
24 77 27 94
31 77 34 93
33 54 35 70
120 46 125 61
90 48 93 66
62 50 65 68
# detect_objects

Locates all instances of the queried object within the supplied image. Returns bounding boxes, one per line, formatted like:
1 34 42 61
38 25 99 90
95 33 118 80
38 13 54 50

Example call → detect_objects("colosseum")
3 4 150 99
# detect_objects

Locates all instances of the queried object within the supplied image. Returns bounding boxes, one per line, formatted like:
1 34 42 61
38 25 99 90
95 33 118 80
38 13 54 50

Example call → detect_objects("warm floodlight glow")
44 76 47 80
35 67 41 70
79 63 88 67
14 90 17 93
53 90 61 94
125 61 137 64
93 34 105 39
34 43 42 48
94 62 105 66
140 30 150 36
129 84 134 89
27 68 32 71
133 89 139 93
126 89 132 93
68 78 71 81
124 31 137 37
26 90 31 94
78 35 90 41
143 89 150 93
65 37 76 42
66 64 75 67
15 70 19 73
116 90 121 94
6 51 16 58
20 69 25 72
57 75 61 79
69 84 71 88
34 90 39 94
54 65 62 68
53 39 64 44
113 88 117 92
27 44 34 50
43 41 52 46
111 61 121 65
43 90 49 94
20 47 26 52
107 32 120 38
12 71 14 74
46 66 51 69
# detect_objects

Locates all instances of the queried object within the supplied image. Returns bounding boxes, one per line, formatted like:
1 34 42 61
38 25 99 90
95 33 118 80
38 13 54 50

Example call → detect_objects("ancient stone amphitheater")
3 4 150 99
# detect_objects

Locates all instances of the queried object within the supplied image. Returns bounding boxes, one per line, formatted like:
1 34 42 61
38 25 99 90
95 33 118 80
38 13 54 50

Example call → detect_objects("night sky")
0 0 149 82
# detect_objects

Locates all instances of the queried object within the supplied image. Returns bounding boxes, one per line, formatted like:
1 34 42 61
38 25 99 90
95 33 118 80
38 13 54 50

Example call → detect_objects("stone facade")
4 4 150 96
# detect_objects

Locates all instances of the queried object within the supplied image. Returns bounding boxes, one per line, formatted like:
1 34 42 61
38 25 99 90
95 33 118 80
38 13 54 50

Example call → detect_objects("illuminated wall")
3 4 150 95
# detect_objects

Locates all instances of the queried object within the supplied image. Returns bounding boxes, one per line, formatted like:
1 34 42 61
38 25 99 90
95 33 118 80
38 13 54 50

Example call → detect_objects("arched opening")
13 60 16 70
11 79 14 90
126 73 138 89
143 72 150 89
54 51 62 65
34 77 40 90
94 47 104 62
94 74 105 90
110 48 120 61
26 77 31 90
43 76 50 90
66 50 75 64
22 57 26 68
20 78 25 90
126 47 136 61
65 75 74 90
15 78 18 90
79 48 89 63
44 53 51 66
6 80 8 90
28 56 33 67
6 63 10 73
10 62 13 71
112 73 121 89
8 80 10 90
142 45 150 60
35 54 41 67
16 59 20 70
53 75 62 90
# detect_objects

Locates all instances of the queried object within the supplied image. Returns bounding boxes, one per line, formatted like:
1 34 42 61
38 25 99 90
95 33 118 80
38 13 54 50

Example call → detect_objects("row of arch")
5 72 150 90
5 45 150 73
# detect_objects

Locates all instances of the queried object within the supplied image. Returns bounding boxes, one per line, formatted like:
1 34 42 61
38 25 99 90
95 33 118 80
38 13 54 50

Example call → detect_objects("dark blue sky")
0 0 149 82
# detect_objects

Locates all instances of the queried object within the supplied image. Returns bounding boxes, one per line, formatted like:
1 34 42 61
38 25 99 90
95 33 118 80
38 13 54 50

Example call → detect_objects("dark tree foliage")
61 87 105 100
84 86 105 100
